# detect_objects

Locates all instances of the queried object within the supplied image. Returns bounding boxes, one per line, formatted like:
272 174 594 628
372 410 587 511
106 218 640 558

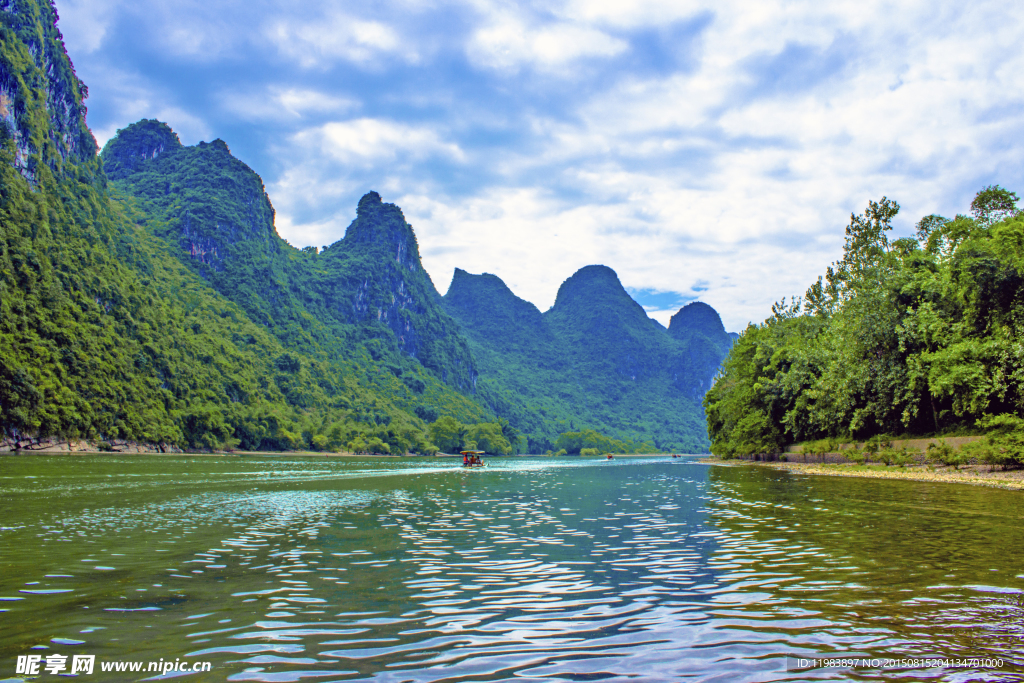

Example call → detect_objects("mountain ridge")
443 265 734 452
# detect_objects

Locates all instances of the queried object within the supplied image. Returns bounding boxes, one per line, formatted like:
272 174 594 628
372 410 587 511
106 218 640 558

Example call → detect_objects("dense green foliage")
426 416 516 454
705 188 1024 466
445 266 730 452
553 429 649 455
102 121 481 395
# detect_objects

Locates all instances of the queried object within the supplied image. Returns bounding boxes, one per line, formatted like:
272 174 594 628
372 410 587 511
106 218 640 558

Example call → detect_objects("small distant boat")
606 454 614 460
461 450 486 467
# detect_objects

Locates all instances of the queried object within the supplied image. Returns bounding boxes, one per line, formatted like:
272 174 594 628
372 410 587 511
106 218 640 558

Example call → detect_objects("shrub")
891 448 915 467
977 415 1024 468
865 435 892 455
580 448 600 456
926 440 954 465
928 440 971 469
960 438 1002 468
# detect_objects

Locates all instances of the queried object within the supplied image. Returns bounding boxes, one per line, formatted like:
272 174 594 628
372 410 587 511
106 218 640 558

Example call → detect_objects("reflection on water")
1 455 1022 681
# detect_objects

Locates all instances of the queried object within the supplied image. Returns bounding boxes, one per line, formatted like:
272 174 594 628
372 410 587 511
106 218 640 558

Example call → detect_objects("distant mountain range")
0 0 734 453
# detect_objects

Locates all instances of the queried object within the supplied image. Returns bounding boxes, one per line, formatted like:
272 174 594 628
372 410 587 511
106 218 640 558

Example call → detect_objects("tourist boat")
606 454 614 460
461 450 486 467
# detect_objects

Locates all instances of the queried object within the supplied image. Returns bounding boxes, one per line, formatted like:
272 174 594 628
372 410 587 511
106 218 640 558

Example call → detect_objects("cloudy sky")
55 0 1024 331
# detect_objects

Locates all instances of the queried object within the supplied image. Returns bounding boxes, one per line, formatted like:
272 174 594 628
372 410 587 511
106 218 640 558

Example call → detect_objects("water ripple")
1 456 1023 681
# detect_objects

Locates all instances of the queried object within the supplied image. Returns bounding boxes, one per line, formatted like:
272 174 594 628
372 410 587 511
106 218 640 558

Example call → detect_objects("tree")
428 416 464 453
970 185 1019 226
466 422 512 454
497 417 521 453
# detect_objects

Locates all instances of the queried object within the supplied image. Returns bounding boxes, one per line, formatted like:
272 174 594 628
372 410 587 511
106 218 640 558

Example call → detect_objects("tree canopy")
705 186 1024 466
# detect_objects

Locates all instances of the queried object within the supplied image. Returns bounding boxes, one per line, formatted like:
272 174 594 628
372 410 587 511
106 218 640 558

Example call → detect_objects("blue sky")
55 0 1024 331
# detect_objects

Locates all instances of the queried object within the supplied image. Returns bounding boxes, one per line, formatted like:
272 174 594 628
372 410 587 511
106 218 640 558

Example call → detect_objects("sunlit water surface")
1 455 1023 682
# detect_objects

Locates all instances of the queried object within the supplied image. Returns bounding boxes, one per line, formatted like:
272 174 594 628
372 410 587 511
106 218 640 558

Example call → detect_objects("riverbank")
703 457 1024 491
3 447 695 458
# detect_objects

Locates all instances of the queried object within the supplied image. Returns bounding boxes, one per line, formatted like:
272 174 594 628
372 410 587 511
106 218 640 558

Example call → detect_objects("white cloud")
220 87 359 122
555 0 708 28
267 13 411 68
82 65 212 147
467 15 627 72
293 119 466 166
54 0 119 54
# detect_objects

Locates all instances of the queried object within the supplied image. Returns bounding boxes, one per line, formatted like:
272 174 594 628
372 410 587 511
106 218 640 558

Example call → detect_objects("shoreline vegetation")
703 432 1024 491
0 420 669 458
704 188 1024 474
704 456 1024 491
1 447 686 458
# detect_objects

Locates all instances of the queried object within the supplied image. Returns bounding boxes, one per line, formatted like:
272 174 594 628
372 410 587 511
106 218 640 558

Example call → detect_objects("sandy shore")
703 457 1024 491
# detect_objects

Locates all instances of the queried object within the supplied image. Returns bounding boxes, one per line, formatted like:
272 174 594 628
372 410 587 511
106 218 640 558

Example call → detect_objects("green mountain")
1 0 733 454
444 266 732 452
668 302 736 397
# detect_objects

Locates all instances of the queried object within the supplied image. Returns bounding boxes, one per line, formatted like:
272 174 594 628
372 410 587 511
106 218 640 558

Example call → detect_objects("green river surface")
1 455 1022 682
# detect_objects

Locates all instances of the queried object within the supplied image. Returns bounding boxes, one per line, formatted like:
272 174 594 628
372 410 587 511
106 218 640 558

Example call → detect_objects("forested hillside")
444 266 732 452
705 189 1024 466
1 0 735 454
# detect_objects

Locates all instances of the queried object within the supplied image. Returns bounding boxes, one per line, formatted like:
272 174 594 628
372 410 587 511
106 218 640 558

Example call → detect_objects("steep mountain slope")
444 269 578 448
445 266 732 452
0 0 320 447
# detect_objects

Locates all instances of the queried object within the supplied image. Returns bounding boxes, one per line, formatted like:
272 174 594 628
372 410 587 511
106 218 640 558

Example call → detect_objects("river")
1 455 1022 681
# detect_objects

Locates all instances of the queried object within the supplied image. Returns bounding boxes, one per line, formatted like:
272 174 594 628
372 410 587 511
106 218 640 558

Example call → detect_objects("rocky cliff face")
326 192 478 389
101 118 182 180
342 191 421 271
0 0 96 181
101 123 279 276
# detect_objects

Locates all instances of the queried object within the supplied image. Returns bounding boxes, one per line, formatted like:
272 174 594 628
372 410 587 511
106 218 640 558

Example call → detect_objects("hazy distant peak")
668 301 727 338
553 264 621 300
446 269 542 318
450 268 513 293
551 264 644 316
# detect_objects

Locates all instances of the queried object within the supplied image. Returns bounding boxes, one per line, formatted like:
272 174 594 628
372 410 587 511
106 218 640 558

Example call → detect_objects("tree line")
705 186 1024 468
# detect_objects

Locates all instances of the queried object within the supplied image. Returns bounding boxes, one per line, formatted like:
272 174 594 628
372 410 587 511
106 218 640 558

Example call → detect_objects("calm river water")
1 455 1022 682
